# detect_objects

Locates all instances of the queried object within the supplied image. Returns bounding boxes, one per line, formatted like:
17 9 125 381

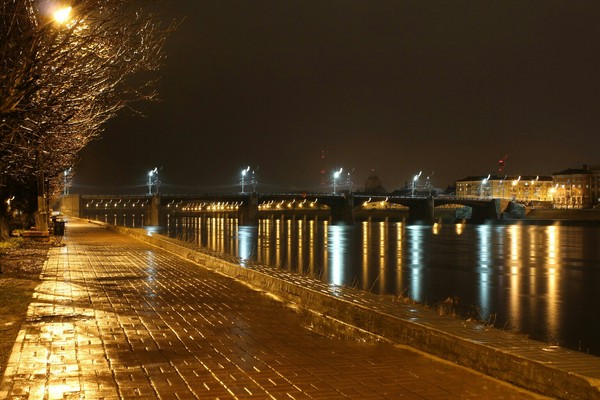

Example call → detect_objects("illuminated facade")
456 175 554 202
552 165 600 209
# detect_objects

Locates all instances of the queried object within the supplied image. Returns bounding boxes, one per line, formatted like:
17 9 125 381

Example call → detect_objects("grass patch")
0 237 24 251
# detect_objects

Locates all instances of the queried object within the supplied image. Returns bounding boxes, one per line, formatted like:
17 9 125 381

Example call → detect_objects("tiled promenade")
0 220 546 399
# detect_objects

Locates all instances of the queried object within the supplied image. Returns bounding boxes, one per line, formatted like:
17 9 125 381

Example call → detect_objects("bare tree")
0 0 173 235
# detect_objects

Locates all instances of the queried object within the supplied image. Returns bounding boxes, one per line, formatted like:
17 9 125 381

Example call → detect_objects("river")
167 216 600 356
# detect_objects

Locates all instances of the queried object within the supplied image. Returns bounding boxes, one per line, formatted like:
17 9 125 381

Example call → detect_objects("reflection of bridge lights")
455 222 464 235
328 225 345 287
545 225 559 338
238 226 257 267
407 226 424 301
547 225 558 265
477 225 492 316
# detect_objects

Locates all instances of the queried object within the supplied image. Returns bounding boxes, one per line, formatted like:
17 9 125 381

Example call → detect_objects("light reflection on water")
168 216 600 356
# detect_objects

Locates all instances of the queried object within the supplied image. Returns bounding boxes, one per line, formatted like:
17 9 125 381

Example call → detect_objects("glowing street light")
411 171 422 197
480 174 491 198
63 167 72 195
425 171 434 196
333 168 343 194
239 167 258 193
52 5 73 25
240 166 250 193
147 167 158 195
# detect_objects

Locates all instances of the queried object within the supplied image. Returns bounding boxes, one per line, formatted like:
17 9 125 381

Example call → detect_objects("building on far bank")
552 164 600 209
363 170 387 194
456 175 554 203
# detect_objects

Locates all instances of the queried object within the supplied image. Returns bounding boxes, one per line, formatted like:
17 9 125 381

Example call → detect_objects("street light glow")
411 171 422 197
147 167 158 194
53 6 72 25
332 168 343 194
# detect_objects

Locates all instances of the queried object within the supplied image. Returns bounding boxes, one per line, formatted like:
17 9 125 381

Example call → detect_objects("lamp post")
411 171 422 197
512 176 521 201
481 174 490 198
63 167 72 195
147 167 158 195
34 5 75 233
425 171 434 196
333 168 343 194
240 166 250 193
345 171 353 192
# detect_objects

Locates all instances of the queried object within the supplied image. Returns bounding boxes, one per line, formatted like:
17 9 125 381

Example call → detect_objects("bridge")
60 193 522 227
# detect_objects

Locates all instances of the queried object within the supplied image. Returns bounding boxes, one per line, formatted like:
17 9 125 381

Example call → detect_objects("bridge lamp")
333 168 343 194
147 167 158 195
412 171 422 197
481 174 490 198
240 166 251 193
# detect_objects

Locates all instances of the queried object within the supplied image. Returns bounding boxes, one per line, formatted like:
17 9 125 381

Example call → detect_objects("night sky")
74 1 600 194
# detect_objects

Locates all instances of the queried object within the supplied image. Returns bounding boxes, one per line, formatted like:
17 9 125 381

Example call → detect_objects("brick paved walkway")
0 220 547 399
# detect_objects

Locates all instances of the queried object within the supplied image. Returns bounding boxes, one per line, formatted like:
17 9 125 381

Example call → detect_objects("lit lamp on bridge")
240 166 250 194
480 174 490 198
411 171 422 197
147 167 158 195
333 168 343 194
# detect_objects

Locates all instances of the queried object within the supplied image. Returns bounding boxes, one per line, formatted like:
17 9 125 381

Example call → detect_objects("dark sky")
74 0 600 194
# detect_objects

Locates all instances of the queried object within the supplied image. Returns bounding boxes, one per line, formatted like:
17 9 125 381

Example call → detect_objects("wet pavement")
0 220 547 399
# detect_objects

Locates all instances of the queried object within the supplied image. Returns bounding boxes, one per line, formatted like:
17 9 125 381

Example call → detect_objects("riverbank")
108 221 600 399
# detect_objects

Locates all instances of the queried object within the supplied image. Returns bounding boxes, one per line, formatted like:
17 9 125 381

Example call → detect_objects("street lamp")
499 175 507 199
63 167 72 195
52 6 72 25
345 171 353 192
240 166 250 193
33 4 75 233
147 167 158 195
411 171 422 197
333 168 343 194
480 174 490 198
425 171 434 196
512 176 521 201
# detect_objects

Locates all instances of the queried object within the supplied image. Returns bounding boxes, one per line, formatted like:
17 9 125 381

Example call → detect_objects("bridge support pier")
470 199 501 223
144 194 161 226
330 195 355 224
407 196 434 224
239 193 259 226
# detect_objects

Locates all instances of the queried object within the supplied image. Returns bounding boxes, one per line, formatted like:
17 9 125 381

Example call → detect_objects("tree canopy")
0 0 172 233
